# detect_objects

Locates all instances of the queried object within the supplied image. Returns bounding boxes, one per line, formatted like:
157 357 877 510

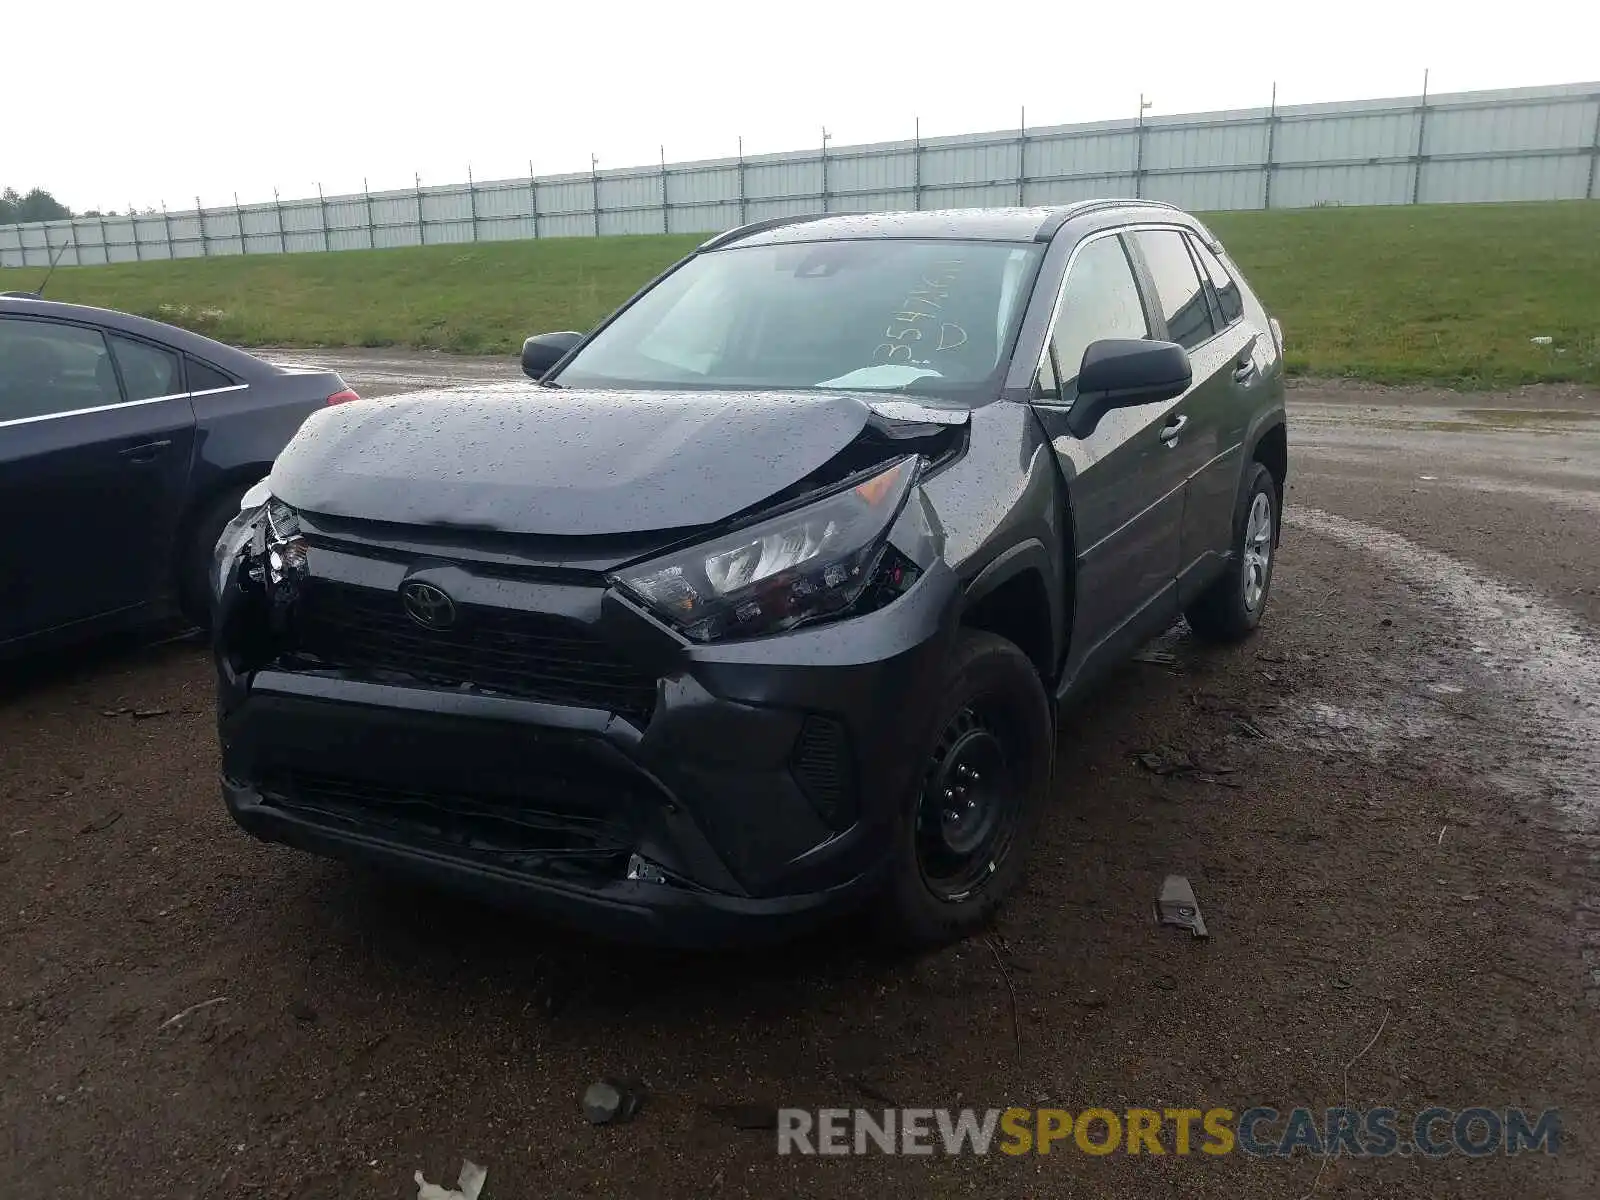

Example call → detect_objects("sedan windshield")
552 239 1043 399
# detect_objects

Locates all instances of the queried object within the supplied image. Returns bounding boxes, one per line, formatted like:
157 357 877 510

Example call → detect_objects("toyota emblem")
400 581 457 630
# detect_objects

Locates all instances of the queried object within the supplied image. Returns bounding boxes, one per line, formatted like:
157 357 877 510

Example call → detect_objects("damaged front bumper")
214 520 961 947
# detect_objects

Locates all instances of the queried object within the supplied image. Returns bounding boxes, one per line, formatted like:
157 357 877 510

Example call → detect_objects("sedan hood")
269 382 964 536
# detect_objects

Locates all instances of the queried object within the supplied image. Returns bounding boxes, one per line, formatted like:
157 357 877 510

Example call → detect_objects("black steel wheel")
879 628 1054 946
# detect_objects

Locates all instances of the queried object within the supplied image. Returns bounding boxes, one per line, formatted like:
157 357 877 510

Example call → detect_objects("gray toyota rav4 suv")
212 202 1287 948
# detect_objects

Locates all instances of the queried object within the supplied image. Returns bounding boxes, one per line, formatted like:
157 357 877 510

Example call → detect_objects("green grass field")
3 202 1596 386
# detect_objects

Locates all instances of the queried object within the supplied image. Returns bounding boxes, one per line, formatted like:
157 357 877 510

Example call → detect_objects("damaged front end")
211 398 968 945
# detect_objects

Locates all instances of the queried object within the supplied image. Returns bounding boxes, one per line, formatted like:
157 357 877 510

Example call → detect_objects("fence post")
364 178 375 248
528 161 540 239
196 197 211 257
97 212 109 264
467 165 479 242
1017 107 1026 205
1586 90 1600 200
820 127 831 213
274 188 286 254
913 117 923 210
415 173 427 245
1263 82 1278 210
591 155 601 236
660 145 670 234
1135 95 1152 199
1411 68 1430 204
317 182 331 251
160 202 174 259
131 202 143 261
233 192 247 255
737 137 747 225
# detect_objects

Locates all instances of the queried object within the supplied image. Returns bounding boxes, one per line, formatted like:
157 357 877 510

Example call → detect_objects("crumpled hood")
268 382 964 536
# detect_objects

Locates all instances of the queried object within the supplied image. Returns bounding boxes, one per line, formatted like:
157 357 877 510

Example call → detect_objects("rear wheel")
1184 461 1278 643
877 629 1054 947
178 483 251 630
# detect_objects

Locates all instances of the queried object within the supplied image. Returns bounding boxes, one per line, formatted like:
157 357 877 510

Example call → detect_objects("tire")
178 483 252 630
876 629 1055 948
1184 461 1279 643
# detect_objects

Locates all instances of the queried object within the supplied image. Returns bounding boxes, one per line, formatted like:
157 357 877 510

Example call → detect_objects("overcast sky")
11 0 1599 212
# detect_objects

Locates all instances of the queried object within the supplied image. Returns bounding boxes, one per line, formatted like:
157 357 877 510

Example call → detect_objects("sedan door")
0 317 197 644
1028 231 1189 676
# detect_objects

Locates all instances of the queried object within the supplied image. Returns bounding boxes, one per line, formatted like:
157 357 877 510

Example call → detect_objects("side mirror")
1065 339 1191 438
520 331 583 380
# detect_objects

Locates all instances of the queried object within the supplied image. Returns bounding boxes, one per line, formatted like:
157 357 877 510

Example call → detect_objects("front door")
1028 232 1189 675
0 316 196 644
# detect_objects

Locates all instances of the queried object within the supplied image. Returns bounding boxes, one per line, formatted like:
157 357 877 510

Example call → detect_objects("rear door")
0 316 197 643
1183 234 1264 578
1123 228 1245 602
1029 231 1186 668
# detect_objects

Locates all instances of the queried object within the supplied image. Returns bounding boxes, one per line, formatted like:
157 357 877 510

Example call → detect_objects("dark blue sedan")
0 296 356 655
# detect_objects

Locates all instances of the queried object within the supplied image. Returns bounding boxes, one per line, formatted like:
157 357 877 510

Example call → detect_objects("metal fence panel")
3 81 1596 269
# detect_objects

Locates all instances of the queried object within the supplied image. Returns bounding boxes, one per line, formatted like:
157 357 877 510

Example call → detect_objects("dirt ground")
3 364 1599 1199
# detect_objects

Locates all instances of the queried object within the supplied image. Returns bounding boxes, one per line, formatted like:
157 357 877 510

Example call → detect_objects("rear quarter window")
187 359 237 392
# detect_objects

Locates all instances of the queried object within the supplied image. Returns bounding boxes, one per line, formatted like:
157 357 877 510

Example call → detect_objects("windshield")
553 238 1043 399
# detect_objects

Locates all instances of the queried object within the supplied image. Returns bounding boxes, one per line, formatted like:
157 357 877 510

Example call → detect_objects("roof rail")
1032 198 1183 241
697 212 848 251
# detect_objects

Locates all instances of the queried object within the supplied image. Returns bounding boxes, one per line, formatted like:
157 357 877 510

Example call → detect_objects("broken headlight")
611 456 919 642
211 483 307 617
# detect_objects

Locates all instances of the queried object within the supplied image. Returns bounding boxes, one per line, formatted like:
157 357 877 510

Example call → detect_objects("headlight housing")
611 456 919 642
209 483 307 610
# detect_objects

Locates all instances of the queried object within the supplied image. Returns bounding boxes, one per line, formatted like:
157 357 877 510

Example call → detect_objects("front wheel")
876 629 1054 947
1184 461 1279 643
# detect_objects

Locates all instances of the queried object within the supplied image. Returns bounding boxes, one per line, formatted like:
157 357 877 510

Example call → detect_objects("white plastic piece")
414 1160 487 1200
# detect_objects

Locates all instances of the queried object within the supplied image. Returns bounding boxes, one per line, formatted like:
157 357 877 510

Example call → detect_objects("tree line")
0 187 108 224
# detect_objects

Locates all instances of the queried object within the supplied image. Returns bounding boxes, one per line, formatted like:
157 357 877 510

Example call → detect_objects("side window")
0 318 120 422
1189 237 1244 325
1131 229 1216 351
187 358 236 392
108 335 182 402
1038 235 1150 397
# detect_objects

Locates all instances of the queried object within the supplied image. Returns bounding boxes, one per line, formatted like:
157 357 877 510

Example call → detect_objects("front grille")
290 580 658 725
790 715 856 829
261 770 634 879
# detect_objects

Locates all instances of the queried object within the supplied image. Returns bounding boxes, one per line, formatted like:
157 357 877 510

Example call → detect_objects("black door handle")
120 439 172 464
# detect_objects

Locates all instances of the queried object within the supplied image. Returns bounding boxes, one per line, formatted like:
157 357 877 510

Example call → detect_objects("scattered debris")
289 1001 317 1023
1233 717 1269 740
1254 650 1289 664
1137 747 1194 776
1131 649 1178 667
1438 825 1447 846
77 810 123 836
1152 976 1177 991
100 708 130 718
1155 875 1209 938
1529 335 1554 346
703 1102 781 1130
131 707 171 720
1333 977 1354 990
1380 618 1394 628
414 1160 486 1200
159 996 228 1030
583 1078 645 1126
1138 748 1241 787
984 935 1023 1069
1460 893 1483 902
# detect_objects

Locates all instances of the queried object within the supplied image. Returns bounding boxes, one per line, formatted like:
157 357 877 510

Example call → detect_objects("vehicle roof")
0 295 267 375
705 201 1193 249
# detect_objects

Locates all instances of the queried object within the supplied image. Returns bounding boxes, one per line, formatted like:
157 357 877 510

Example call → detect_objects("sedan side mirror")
520 331 583 380
1065 339 1191 438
